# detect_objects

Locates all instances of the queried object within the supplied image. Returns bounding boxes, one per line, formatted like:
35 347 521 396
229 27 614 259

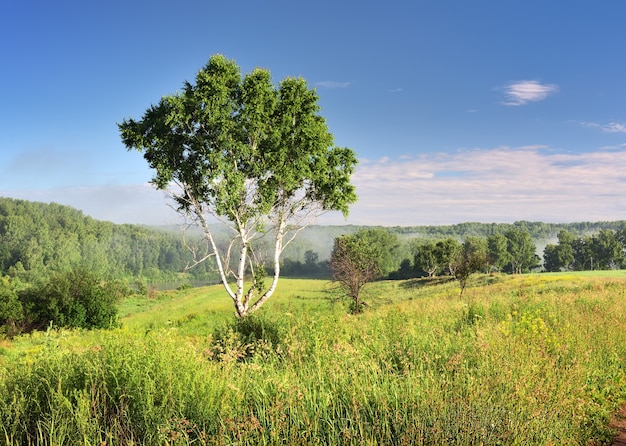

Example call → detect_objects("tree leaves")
118 55 358 316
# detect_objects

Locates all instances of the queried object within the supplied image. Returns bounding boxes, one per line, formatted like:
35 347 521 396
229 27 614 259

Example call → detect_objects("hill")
0 197 217 283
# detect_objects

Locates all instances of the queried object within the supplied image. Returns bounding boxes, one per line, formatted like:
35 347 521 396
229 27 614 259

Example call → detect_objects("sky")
2 0 626 227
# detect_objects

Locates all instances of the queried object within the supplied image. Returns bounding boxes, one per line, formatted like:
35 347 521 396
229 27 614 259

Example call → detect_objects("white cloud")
501 80 558 106
605 123 626 133
321 146 626 226
582 121 626 134
315 81 350 88
602 123 626 133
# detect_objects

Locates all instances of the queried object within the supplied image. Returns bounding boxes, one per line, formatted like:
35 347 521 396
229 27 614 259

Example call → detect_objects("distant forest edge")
0 197 217 284
1 197 625 285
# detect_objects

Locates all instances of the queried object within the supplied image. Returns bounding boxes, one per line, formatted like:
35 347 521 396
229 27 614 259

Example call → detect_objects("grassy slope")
2 272 626 445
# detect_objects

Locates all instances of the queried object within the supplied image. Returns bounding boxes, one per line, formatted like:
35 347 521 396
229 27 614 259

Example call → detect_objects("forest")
0 197 217 283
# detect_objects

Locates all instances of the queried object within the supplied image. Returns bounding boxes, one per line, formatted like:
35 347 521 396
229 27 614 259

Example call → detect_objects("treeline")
286 225 626 281
387 220 626 241
544 229 626 271
3 198 624 283
280 221 626 279
0 197 217 283
398 229 540 280
2 197 625 333
393 226 626 280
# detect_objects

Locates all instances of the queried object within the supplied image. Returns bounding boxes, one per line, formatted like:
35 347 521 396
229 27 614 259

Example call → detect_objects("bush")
0 277 24 335
20 269 126 330
210 314 285 362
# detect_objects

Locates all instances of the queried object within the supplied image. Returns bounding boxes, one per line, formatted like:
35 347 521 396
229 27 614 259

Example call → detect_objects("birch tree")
119 55 357 317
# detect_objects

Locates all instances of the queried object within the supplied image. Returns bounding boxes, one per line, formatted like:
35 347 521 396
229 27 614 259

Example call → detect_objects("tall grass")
1 274 626 444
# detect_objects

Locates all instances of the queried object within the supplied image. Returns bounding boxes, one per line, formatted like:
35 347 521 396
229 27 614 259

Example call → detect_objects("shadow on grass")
400 276 455 290
400 273 508 291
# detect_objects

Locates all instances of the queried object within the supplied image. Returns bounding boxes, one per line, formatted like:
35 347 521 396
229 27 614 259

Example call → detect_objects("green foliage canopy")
20 269 126 330
545 228 625 271
0 197 213 283
504 228 539 274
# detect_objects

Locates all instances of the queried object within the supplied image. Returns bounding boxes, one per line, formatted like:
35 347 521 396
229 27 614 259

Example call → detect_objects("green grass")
2 272 626 444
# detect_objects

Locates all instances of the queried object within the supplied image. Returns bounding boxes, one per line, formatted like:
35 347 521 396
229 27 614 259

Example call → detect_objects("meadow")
2 272 626 445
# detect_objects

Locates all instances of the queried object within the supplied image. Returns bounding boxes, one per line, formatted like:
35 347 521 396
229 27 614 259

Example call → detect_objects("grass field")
1 272 626 445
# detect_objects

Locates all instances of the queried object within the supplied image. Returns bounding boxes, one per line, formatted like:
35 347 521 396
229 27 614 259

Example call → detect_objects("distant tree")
454 237 489 298
119 55 357 317
618 227 626 267
330 232 382 314
351 229 401 277
487 234 510 272
543 244 561 272
462 236 489 263
304 250 319 267
505 228 539 274
555 230 575 270
281 250 329 278
591 229 623 269
388 258 415 280
543 230 575 272
572 236 595 270
437 238 463 276
413 241 442 278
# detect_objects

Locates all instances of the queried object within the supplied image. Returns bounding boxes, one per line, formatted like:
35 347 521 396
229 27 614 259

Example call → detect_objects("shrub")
210 314 285 362
20 269 126 330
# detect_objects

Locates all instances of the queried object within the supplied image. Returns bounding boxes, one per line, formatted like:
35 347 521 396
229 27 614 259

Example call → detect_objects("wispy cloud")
0 183 181 225
1 146 152 192
501 80 558 106
3 147 93 183
315 81 350 88
581 121 626 134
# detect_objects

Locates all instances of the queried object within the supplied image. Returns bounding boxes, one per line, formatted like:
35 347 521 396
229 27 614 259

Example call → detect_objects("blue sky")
2 0 626 226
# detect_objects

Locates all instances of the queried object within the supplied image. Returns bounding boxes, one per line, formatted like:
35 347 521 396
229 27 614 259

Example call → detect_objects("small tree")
119 55 357 317
437 238 462 276
330 233 382 314
542 244 562 272
454 237 488 298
